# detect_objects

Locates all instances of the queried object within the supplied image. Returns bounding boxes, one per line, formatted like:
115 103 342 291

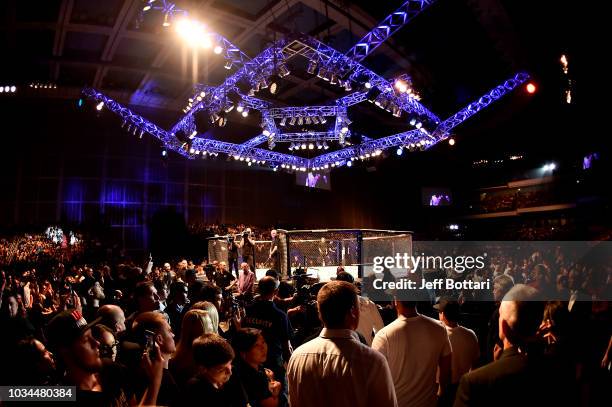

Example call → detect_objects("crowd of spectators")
472 186 568 214
0 227 610 406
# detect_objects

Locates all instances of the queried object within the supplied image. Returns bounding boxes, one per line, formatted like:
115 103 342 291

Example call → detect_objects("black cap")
46 310 101 351
434 297 460 322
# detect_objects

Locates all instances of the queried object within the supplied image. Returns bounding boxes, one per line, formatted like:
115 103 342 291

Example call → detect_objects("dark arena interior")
0 1 609 406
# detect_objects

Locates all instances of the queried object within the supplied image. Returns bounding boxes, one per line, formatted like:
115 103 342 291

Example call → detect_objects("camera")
143 329 157 359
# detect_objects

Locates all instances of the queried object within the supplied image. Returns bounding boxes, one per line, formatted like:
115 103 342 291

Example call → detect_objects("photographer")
239 229 256 274
228 235 240 279
268 230 281 274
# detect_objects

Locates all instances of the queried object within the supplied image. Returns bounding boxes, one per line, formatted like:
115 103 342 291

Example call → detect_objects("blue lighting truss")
344 1 435 63
84 1 530 174
433 72 530 139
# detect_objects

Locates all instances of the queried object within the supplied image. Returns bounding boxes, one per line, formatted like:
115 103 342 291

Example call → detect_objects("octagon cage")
207 229 412 282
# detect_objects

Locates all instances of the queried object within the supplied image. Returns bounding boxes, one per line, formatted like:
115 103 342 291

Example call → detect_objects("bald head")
97 304 126 334
499 284 543 347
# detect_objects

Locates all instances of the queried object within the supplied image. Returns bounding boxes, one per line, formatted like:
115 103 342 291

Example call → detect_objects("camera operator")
228 234 240 279
239 228 256 273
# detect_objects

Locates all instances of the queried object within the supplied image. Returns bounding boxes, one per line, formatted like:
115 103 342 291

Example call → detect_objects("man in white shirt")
372 297 452 407
287 281 397 407
435 297 479 385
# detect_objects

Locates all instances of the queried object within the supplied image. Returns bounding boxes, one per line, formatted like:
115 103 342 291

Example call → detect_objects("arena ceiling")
0 0 584 154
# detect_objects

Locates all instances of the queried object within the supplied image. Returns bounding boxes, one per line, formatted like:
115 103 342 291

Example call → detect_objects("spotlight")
308 143 315 150
162 13 170 27
224 103 234 113
259 78 269 89
161 150 167 157
176 19 205 47
189 130 197 139
344 81 352 91
320 117 327 124
415 122 422 129
364 81 372 89
409 118 417 126
96 101 104 111
347 161 352 167
241 108 249 118
289 117 296 126
10 86 17 93
392 104 402 117
298 116 303 126
311 116 319 124
213 45 223 55
316 142 322 150
280 117 287 126
224 60 233 70
394 79 408 93
448 138 455 146
269 81 278 95
526 82 537 94
323 142 329 150
210 113 220 123
305 117 312 125
330 73 338 85
236 104 244 113
301 143 307 150
218 116 227 127
307 60 318 75
288 143 294 151
263 129 271 137
340 126 349 134
396 147 403 156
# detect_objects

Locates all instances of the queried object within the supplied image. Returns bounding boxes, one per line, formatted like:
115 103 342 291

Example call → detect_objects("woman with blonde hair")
170 302 219 388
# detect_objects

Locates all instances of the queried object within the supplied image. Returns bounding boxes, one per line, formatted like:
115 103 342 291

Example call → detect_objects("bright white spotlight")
308 143 314 150
347 161 352 167
263 129 271 136
161 150 167 157
301 144 307 150
364 81 372 89
241 108 249 117
96 101 104 111
176 19 205 47
189 130 197 139
394 79 408 93
4 86 10 92
213 45 223 54
10 86 17 93
448 138 455 146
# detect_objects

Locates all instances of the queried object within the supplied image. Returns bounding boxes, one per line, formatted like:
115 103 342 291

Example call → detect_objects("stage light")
448 137 455 146
308 143 315 150
323 142 329 150
279 117 287 126
340 126 349 134
415 122 422 129
311 116 319 124
269 81 278 95
316 142 322 149
176 19 205 47
77 98 84 108
307 60 317 75
394 79 408 93
330 73 338 85
347 161 352 167
236 104 244 113
161 150 167 157
301 143 307 150
305 117 312 125
241 108 249 117
320 117 327 124
263 129 271 136
218 116 227 127
526 82 537 94
409 118 417 126
189 147 195 154
288 143 294 151
189 130 197 139
224 104 234 113
213 45 223 54
259 78 269 89
163 13 170 27
224 60 233 70
298 116 303 126
96 101 104 111
344 81 352 91
365 81 372 89
10 86 16 93
289 117 296 126
233 155 240 160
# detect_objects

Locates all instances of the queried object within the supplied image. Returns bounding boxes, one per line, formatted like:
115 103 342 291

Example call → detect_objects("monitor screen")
296 171 331 190
422 187 452 206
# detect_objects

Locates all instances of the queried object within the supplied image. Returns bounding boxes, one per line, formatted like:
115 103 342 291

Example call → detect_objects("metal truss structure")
82 0 530 173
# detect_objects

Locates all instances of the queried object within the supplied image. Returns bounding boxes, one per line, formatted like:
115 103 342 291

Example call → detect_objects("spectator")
96 304 126 335
435 298 479 399
91 324 118 362
288 281 397 407
244 277 293 405
453 285 565 407
336 271 384 346
238 262 255 299
485 275 514 362
166 281 189 339
5 338 57 385
46 309 163 406
182 333 248 406
372 293 451 407
170 306 218 388
126 281 162 331
232 328 282 407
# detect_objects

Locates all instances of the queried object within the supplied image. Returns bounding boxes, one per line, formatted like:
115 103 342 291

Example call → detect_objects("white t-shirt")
373 315 452 407
356 295 384 346
444 324 479 384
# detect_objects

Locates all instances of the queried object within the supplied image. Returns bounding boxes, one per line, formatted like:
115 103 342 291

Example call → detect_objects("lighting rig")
82 0 530 173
